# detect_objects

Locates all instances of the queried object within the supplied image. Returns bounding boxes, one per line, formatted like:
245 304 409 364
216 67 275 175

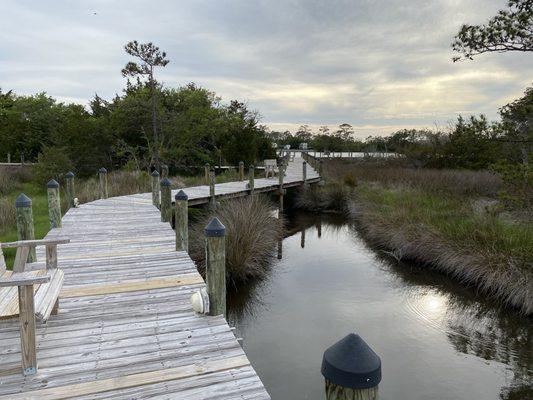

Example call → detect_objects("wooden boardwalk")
0 156 318 399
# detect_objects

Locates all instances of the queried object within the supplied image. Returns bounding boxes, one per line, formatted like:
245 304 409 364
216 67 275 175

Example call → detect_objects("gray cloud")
1 0 531 138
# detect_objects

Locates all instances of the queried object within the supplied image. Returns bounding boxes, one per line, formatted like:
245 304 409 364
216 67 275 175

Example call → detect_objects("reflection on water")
227 213 532 400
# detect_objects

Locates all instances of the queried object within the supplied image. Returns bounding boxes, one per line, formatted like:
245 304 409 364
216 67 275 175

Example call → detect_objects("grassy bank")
297 159 533 314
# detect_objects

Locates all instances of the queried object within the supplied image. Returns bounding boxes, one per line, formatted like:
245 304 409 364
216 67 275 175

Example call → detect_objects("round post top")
249 164 254 169
205 163 210 167
239 161 244 165
15 193 32 208
98 167 107 174
47 179 59 188
205 217 226 237
175 190 188 201
160 177 171 187
151 170 160 177
321 333 381 389
65 171 75 178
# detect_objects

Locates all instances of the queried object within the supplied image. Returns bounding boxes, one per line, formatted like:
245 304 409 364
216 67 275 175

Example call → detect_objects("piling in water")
205 217 226 317
175 190 189 251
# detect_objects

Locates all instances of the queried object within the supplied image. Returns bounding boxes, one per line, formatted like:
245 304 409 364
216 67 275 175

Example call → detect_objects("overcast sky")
1 0 531 137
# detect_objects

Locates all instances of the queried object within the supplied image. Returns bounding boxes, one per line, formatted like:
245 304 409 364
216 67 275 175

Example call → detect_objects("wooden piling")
175 190 188 251
160 178 172 223
248 165 255 195
98 167 108 199
302 161 307 185
65 171 75 209
15 193 36 263
204 163 210 184
278 164 285 212
239 161 244 181
322 333 381 400
151 170 160 208
18 285 37 376
209 169 216 211
161 164 169 179
46 179 61 229
7 153 10 163
205 217 226 317
301 228 306 248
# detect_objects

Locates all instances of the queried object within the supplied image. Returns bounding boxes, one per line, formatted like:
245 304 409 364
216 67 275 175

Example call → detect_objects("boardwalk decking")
0 156 318 399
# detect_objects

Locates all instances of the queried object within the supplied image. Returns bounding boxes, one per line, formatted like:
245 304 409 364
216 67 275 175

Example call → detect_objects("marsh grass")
189 195 284 284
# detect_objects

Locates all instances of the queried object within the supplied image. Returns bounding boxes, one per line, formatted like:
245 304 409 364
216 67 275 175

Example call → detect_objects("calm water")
227 213 532 400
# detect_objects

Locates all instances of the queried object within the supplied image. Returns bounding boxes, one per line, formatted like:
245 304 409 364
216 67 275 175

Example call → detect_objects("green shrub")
34 146 73 184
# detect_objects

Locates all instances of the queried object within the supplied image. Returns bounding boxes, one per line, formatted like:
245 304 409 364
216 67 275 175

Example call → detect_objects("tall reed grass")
189 195 284 284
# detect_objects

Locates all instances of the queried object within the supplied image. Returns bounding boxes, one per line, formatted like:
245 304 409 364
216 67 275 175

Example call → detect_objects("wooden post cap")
205 217 226 237
15 193 32 208
239 161 244 166
321 333 381 389
151 170 160 177
47 179 59 188
65 171 75 178
175 190 188 201
160 178 171 187
98 167 107 174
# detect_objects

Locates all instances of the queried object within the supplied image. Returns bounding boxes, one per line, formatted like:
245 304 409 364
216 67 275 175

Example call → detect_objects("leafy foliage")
452 0 533 61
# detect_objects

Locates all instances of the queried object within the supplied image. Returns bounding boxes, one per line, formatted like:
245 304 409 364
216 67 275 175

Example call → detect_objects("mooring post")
205 217 226 317
175 190 188 251
15 193 36 263
278 164 285 212
301 228 306 248
160 178 172 223
209 169 216 211
204 163 210 184
151 170 160 208
65 171 75 209
161 164 169 179
239 161 244 181
321 333 381 400
98 167 108 199
46 179 61 229
319 159 324 176
248 165 255 195
7 152 10 163
302 160 307 186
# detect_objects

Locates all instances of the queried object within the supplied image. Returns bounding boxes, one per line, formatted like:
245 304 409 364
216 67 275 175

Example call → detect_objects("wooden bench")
264 159 279 179
0 237 69 375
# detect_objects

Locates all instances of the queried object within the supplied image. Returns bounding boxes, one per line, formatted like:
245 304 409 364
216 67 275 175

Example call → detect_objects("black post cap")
15 193 32 208
151 170 160 177
205 217 226 237
98 167 107 174
47 179 59 188
160 177 171 187
175 190 188 201
65 171 75 178
321 333 381 389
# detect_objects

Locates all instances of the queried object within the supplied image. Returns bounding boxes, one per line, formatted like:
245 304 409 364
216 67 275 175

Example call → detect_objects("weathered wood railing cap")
205 217 226 237
160 177 171 186
15 193 32 208
151 170 160 177
321 333 381 390
175 190 188 201
0 271 51 287
65 171 75 178
47 179 59 188
1 238 70 248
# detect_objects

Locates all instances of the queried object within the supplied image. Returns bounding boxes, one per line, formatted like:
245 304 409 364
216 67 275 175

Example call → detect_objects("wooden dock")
0 156 318 399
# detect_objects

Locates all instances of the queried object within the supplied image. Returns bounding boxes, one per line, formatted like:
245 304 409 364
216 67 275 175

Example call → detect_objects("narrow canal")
227 212 532 400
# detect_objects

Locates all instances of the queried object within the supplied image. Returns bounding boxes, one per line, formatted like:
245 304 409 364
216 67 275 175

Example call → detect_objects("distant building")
299 142 308 150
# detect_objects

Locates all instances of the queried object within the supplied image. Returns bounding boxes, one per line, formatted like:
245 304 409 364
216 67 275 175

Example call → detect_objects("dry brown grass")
324 159 502 198
189 195 284 284
74 170 151 204
0 197 15 235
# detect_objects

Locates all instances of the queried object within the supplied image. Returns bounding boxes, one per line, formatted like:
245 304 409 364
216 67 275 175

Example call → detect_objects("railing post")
209 168 216 211
46 179 61 229
302 160 307 185
98 167 108 199
239 161 244 181
151 170 160 208
204 163 210 184
18 284 37 376
248 165 255 195
205 217 226 317
161 164 169 179
65 171 75 209
15 193 36 263
278 164 285 213
322 333 381 400
7 152 11 163
175 190 188 251
160 178 172 223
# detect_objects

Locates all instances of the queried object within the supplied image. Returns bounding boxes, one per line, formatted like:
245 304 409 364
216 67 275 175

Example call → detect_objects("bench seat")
0 268 63 322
